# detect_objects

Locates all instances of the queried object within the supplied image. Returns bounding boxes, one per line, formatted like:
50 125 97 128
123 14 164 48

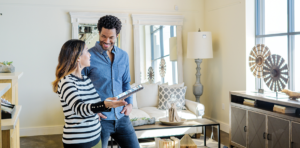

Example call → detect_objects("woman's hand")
104 97 128 108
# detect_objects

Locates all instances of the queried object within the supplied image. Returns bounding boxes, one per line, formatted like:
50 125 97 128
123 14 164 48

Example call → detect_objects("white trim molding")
131 14 184 26
131 14 184 84
69 12 130 53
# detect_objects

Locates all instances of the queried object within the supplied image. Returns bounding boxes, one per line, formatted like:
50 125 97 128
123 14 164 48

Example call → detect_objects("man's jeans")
101 116 140 148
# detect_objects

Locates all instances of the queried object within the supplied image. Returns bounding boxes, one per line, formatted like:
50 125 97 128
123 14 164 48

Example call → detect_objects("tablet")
105 84 144 101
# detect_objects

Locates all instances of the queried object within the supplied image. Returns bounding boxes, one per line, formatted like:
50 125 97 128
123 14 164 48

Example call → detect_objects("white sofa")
129 83 205 139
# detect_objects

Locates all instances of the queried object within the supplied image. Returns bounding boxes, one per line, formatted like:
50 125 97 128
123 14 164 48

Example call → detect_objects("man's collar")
95 41 118 55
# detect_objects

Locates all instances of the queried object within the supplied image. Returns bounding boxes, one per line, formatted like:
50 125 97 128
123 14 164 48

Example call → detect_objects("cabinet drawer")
231 106 247 147
267 116 289 148
248 111 266 148
292 122 300 148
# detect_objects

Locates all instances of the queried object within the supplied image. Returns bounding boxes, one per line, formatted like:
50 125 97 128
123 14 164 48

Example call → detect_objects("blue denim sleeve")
82 67 90 76
122 55 133 105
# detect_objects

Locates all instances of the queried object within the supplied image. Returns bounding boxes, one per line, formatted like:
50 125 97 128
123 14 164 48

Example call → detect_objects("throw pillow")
136 83 160 108
158 85 187 110
156 82 183 100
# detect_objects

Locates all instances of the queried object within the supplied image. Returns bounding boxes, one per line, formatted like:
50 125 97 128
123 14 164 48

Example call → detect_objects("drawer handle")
244 126 247 132
263 132 266 139
267 134 271 140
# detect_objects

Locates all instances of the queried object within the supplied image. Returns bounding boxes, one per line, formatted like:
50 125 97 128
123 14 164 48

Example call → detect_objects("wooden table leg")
0 104 1 148
111 138 113 148
218 124 220 148
204 126 206 146
17 120 20 148
2 130 10 148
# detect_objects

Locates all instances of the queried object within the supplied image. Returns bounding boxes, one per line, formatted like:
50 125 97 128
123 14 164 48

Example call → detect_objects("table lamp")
187 31 213 102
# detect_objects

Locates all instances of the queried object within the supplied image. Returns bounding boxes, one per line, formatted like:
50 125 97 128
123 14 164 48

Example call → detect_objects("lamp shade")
169 37 177 61
187 32 213 59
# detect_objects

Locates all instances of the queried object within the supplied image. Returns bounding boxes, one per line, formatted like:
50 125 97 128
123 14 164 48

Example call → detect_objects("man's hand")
97 113 107 121
121 104 133 116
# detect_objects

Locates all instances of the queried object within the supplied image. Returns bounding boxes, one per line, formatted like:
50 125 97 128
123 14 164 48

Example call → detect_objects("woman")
52 39 127 148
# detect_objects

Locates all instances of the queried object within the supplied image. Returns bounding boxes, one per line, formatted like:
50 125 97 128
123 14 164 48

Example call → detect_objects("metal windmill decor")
249 44 271 78
147 67 155 84
263 54 289 92
159 59 166 78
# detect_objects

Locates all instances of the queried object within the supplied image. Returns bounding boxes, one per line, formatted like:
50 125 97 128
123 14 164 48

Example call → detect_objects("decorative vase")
166 94 183 120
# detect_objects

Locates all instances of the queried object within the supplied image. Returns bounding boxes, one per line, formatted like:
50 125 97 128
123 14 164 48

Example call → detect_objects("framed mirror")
132 14 184 84
70 12 129 51
77 24 121 49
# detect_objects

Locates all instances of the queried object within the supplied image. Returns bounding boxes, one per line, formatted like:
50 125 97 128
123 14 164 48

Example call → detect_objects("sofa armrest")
185 99 205 117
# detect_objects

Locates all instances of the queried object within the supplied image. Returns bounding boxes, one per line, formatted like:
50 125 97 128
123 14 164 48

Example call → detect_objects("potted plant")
130 117 156 127
0 61 15 73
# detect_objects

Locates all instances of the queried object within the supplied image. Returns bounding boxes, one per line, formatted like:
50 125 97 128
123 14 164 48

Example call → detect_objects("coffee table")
111 118 221 148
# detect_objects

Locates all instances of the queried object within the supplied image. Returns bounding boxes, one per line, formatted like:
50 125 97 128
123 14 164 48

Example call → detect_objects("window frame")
150 25 176 84
255 0 300 91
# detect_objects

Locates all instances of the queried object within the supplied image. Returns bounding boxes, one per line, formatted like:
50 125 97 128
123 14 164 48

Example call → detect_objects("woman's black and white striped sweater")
57 74 110 148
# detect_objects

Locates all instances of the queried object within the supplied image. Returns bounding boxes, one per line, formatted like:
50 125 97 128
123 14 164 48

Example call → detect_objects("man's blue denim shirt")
82 42 132 120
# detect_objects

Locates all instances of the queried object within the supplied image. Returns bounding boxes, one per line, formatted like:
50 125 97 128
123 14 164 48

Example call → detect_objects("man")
82 15 140 148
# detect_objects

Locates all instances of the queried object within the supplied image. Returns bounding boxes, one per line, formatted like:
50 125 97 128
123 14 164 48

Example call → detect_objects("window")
150 25 177 84
256 0 300 91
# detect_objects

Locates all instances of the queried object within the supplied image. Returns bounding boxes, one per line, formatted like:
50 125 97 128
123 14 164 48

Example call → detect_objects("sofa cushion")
130 84 138 109
131 94 138 109
168 82 184 88
139 107 198 121
142 81 167 85
135 82 181 108
129 109 150 119
136 83 160 108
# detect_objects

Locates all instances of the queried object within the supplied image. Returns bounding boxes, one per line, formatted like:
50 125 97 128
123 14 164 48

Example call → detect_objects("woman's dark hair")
97 15 122 35
52 39 85 92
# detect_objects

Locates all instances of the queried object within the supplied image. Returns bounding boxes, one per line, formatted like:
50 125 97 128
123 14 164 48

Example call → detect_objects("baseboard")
20 125 63 137
203 115 229 133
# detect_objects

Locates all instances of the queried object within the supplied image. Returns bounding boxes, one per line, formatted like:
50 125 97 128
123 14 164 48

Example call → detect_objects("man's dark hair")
97 15 122 35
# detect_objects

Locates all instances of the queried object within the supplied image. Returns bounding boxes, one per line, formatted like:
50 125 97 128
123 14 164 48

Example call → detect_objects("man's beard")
100 41 114 51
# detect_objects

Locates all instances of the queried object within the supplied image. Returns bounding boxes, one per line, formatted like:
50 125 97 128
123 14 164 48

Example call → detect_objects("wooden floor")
20 126 229 148
205 126 229 147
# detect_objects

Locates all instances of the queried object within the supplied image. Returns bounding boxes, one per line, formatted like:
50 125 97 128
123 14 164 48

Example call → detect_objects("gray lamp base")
193 59 203 102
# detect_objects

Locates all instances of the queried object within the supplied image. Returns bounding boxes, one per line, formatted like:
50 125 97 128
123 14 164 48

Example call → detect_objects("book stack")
273 105 296 114
1 98 14 113
170 137 180 148
160 139 174 148
243 99 256 106
155 137 180 148
1 98 15 119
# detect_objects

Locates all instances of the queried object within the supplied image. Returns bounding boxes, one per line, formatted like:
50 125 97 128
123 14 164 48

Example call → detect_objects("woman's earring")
78 62 81 68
